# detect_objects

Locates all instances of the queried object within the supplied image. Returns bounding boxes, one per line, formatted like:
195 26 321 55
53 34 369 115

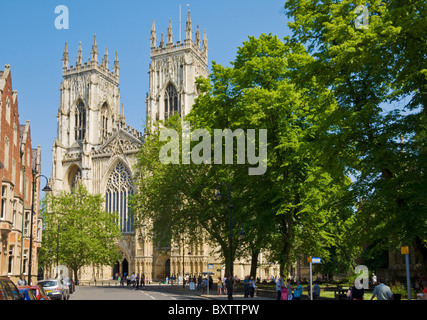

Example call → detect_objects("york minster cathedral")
49 11 280 282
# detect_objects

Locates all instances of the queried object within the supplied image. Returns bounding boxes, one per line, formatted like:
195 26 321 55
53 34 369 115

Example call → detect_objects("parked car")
0 277 23 300
18 286 38 300
63 277 75 294
37 279 70 300
30 285 51 300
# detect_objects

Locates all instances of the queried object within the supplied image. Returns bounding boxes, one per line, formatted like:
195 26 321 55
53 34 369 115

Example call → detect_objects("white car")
38 279 70 300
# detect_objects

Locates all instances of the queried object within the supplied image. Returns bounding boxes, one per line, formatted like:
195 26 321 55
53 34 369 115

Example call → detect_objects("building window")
24 211 30 236
6 98 10 124
105 162 134 234
4 137 9 170
164 83 180 119
8 246 14 274
101 102 109 138
75 100 86 141
1 186 6 220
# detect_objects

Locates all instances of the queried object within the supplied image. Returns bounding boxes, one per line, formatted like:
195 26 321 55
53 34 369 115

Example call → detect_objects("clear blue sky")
1 0 292 181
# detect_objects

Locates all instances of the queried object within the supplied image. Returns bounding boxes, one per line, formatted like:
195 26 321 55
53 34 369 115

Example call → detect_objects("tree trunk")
250 248 260 279
412 237 427 277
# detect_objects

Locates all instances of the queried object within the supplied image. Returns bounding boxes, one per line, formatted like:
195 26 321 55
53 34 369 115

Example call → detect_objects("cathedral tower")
146 10 209 129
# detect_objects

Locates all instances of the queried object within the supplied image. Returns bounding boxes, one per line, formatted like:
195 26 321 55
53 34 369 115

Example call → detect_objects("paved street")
69 284 273 300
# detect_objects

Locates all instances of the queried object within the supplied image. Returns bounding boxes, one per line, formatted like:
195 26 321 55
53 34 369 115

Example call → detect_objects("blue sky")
1 0 292 181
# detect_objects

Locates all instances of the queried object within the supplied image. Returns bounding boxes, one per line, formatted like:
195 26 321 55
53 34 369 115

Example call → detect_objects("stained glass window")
164 83 180 119
105 162 134 234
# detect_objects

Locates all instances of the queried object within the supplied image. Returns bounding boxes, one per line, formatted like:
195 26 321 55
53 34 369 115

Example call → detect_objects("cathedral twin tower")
50 11 210 280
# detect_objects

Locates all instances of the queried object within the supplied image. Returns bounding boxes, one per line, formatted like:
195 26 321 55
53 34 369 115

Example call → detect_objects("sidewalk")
200 293 274 300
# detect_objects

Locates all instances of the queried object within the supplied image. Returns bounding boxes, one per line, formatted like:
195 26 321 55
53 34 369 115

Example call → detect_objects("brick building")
0 64 42 283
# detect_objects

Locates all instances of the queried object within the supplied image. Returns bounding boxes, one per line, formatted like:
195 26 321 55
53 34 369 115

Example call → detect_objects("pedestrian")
286 279 293 300
293 280 303 300
371 278 393 300
222 276 227 295
17 275 27 286
126 274 130 286
131 273 136 289
347 285 364 300
225 274 234 300
118 275 121 286
249 277 256 298
313 281 321 299
243 276 250 298
141 274 145 289
372 273 377 285
276 274 284 300
136 274 140 289
217 277 223 295
202 277 207 294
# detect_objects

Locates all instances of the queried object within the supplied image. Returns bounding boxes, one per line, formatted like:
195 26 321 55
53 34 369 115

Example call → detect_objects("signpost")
401 246 411 300
308 256 321 300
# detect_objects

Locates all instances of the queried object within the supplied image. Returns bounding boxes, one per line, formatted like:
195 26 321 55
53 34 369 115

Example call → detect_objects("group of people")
115 273 148 289
243 275 257 298
276 274 304 300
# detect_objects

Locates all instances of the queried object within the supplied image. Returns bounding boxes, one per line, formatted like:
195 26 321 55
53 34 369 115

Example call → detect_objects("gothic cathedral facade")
50 12 231 282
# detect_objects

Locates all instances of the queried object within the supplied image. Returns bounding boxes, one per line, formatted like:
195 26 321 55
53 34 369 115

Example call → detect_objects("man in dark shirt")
225 274 234 300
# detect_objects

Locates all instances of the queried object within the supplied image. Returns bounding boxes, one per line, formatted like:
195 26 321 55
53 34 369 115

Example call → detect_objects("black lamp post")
28 170 51 285
181 237 185 288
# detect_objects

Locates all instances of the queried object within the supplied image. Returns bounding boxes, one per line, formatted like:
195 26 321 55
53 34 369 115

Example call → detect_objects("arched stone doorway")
112 258 129 279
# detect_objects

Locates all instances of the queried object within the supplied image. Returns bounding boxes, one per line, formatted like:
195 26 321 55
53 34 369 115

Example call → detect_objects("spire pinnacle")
114 51 120 77
167 18 173 45
195 25 201 48
160 32 165 48
76 41 83 67
202 29 208 54
62 42 69 69
185 9 192 42
150 19 157 48
91 34 98 63
102 46 109 69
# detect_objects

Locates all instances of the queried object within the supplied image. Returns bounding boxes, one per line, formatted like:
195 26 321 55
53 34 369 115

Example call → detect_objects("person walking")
313 281 321 299
243 276 250 298
225 274 234 300
286 279 293 300
249 277 256 298
293 281 303 300
347 285 365 300
276 274 285 300
141 274 145 289
217 277 223 295
131 273 136 289
371 278 393 300
17 275 27 286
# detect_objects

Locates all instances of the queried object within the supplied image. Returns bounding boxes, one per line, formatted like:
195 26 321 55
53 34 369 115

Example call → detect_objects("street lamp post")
181 237 185 288
28 170 51 285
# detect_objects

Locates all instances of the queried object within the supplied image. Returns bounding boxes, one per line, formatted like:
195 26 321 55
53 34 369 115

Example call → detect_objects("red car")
18 285 51 300
31 285 51 300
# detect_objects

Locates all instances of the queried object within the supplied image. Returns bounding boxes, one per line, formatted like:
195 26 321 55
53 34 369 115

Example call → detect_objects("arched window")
75 100 86 141
101 102 109 138
164 83 180 119
105 162 134 234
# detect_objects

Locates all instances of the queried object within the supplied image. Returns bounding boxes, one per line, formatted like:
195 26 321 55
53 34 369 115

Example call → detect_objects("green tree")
39 183 122 282
284 0 427 274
